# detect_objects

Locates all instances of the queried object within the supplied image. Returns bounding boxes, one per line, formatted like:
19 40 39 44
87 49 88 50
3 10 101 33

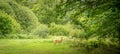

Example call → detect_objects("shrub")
4 34 39 39
8 1 39 32
49 23 69 36
0 10 22 35
69 29 86 39
0 1 15 17
72 37 120 54
31 24 48 38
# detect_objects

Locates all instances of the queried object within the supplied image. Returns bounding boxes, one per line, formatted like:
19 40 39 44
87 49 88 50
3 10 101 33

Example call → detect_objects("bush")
72 37 120 54
3 34 39 39
31 24 48 38
0 0 39 32
49 23 69 36
0 10 22 35
0 1 15 17
9 1 39 32
69 29 86 39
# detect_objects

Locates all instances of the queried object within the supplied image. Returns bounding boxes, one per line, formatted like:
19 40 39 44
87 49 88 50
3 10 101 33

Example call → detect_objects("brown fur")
54 37 63 44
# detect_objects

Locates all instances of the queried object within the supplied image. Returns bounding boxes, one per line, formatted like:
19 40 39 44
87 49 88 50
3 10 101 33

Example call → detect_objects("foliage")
0 0 39 33
31 24 48 38
0 10 22 35
53 0 120 53
8 1 39 32
54 0 120 39
23 0 69 24
49 23 70 36
72 37 120 54
0 0 120 53
0 1 15 17
69 29 86 39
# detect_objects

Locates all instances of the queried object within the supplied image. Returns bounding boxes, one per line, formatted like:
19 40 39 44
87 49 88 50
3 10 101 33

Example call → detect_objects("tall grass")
0 39 79 54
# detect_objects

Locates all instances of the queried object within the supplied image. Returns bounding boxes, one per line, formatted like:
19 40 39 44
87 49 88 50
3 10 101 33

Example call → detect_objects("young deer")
54 37 63 44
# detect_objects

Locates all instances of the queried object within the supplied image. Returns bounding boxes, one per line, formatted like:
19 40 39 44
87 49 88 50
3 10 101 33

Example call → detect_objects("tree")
54 0 120 39
0 10 22 35
0 0 39 33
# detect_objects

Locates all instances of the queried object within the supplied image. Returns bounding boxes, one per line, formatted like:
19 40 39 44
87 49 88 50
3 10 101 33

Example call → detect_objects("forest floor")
0 39 80 54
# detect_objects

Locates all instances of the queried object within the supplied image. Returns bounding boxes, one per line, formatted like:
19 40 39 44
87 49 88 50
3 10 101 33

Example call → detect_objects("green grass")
0 39 80 54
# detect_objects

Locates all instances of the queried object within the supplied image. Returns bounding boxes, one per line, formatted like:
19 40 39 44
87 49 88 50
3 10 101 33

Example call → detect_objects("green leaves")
0 10 21 35
54 0 120 39
49 23 69 36
0 0 120 40
0 0 39 33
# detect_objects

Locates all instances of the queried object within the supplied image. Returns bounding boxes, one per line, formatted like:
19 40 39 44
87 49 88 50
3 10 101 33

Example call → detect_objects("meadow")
0 39 80 54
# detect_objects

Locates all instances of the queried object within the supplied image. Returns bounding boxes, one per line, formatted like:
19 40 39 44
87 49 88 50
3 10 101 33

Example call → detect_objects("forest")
0 0 120 54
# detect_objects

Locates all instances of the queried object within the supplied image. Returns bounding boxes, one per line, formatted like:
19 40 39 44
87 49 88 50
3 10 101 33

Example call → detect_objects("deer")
54 37 63 44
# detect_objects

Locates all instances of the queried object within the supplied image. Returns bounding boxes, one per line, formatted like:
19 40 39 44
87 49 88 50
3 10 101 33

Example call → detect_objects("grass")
0 39 80 54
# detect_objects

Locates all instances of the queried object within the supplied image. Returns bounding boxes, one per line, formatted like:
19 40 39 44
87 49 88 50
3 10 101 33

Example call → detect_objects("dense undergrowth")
71 37 120 54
